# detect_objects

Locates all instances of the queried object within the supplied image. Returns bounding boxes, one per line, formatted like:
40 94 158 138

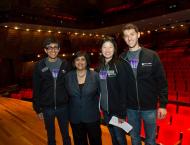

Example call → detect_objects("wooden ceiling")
1 0 190 29
0 0 190 60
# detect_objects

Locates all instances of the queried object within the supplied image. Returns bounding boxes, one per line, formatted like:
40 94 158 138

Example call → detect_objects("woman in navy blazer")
65 51 102 145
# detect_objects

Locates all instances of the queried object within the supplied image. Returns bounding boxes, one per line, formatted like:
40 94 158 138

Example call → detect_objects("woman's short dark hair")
73 51 91 69
100 36 118 66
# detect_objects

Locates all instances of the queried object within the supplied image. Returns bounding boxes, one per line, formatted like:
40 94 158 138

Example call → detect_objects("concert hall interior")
0 0 190 145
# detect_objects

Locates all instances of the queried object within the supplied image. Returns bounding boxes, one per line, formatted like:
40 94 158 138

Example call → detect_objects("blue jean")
43 106 71 145
126 109 156 145
104 112 127 145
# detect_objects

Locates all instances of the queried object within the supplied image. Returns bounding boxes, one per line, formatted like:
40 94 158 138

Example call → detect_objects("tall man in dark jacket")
120 23 168 145
33 37 71 145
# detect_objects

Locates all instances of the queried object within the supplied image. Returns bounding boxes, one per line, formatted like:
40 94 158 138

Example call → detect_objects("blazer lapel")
81 70 91 96
72 71 80 96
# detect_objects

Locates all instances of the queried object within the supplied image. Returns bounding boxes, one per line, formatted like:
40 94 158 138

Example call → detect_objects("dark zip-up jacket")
97 61 127 118
32 58 70 114
120 48 168 110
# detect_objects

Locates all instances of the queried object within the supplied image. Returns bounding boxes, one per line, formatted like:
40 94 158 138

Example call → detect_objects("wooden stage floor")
0 97 132 145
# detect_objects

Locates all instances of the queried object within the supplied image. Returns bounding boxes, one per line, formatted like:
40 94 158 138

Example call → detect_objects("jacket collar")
72 69 92 95
74 69 91 83
120 48 144 60
40 57 63 79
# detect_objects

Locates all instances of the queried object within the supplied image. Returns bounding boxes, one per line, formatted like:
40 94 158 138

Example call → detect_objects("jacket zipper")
54 78 57 110
121 56 141 110
135 76 140 110
106 63 118 113
99 70 109 113
105 80 109 113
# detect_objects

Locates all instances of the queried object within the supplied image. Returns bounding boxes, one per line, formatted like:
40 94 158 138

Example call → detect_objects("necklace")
77 70 86 84
77 70 86 78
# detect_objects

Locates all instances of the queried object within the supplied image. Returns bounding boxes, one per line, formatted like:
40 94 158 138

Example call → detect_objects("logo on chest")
107 70 116 77
99 70 116 79
142 62 152 67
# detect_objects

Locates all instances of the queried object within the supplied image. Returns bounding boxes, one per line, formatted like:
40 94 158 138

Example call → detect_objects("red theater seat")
19 89 33 99
156 125 179 145
11 93 22 99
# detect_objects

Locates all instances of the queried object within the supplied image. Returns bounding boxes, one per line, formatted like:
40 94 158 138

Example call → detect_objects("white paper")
109 116 133 133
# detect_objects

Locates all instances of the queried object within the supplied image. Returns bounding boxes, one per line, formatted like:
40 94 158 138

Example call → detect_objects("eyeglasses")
46 46 59 51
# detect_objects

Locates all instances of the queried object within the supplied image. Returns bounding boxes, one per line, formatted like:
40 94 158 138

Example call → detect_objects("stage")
0 96 131 145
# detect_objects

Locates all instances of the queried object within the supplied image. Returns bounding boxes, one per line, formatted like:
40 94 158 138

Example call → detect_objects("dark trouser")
43 106 71 145
104 112 127 145
70 121 102 145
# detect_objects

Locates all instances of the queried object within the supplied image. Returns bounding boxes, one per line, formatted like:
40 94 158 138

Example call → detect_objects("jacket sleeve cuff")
116 112 126 119
33 104 42 114
159 103 167 108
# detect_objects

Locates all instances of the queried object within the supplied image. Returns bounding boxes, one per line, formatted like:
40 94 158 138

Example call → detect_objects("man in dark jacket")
120 23 168 145
33 37 71 145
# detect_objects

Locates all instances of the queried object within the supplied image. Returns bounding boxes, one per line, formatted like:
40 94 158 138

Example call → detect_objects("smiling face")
123 28 140 50
44 43 60 61
101 41 115 63
74 56 87 71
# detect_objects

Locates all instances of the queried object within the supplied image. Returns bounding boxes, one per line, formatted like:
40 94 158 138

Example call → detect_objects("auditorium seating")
10 88 33 100
160 45 190 144
152 104 190 145
2 37 190 144
142 38 190 144
157 39 190 104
